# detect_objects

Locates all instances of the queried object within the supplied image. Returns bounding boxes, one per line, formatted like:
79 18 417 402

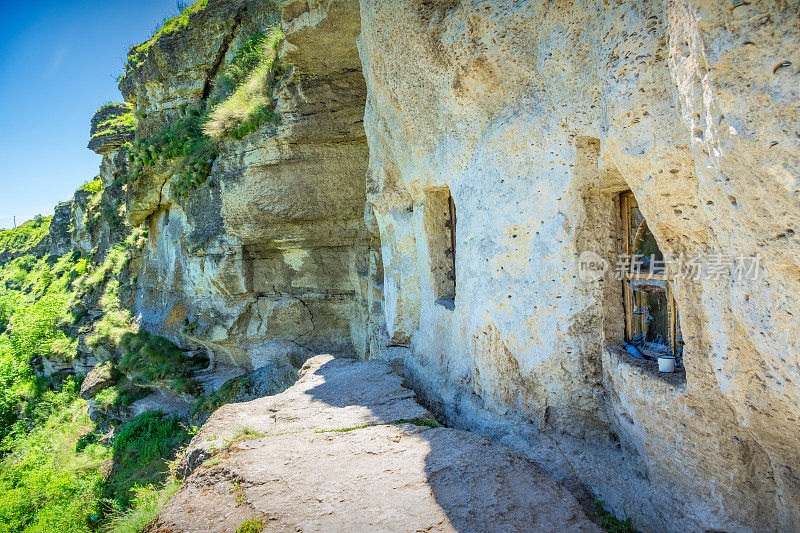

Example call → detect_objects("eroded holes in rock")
620 191 684 367
424 187 456 310
773 61 792 74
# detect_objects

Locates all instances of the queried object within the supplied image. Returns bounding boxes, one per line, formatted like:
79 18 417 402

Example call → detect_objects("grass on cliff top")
126 0 210 70
79 178 103 194
92 111 136 140
126 108 219 198
0 216 51 259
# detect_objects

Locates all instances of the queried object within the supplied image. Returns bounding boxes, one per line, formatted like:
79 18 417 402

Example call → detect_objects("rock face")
357 1 800 531
154 355 599 533
87 103 134 155
73 0 800 530
48 200 73 256
120 0 380 371
79 361 118 399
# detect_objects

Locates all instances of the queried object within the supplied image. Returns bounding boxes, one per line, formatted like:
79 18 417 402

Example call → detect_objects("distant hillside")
0 216 52 264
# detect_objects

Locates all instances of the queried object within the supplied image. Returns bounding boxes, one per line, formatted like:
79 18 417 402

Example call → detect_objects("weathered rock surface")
87 103 134 155
79 361 118 399
120 0 381 373
357 1 800 531
48 200 73 256
154 355 598 532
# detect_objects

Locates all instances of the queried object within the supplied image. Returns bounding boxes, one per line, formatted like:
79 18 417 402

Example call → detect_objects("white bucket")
658 356 676 373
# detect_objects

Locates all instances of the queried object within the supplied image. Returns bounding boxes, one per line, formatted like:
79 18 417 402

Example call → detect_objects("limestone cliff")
358 1 800 531
25 1 800 531
118 0 379 373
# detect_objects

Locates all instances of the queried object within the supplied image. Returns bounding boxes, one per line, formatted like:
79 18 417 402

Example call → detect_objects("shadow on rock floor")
152 355 600 532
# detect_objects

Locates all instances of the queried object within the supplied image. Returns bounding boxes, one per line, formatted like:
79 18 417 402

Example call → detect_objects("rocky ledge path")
152 355 600 532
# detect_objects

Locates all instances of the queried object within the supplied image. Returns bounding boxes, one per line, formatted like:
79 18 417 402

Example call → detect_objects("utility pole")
12 216 15 229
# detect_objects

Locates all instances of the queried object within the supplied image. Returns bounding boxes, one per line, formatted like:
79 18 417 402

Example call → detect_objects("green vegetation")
0 255 80 440
91 109 135 140
0 202 194 530
126 0 210 70
0 381 190 532
192 374 254 419
229 427 266 443
205 30 284 140
118 330 205 395
315 424 371 434
104 411 192 508
594 500 636 533
126 108 219 198
0 380 111 533
126 28 284 198
235 517 265 533
0 231 130 531
93 383 148 411
0 216 51 260
80 178 104 194
104 480 182 533
394 418 440 428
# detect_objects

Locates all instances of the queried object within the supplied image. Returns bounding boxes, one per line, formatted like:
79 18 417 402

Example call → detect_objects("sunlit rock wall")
120 0 376 370
358 1 800 531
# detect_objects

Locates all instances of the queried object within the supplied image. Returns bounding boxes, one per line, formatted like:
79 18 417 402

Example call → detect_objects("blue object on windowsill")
623 342 647 360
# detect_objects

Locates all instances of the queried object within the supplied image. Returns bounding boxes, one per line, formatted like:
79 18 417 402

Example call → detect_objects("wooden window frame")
446 194 457 293
621 192 680 359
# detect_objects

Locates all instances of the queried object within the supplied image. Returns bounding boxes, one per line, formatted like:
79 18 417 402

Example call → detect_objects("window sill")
435 298 455 311
605 345 686 389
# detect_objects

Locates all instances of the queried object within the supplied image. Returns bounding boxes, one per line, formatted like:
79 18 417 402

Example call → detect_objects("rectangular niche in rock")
424 188 456 310
620 191 683 364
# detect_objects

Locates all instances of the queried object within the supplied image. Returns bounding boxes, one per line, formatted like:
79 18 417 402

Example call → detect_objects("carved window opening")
620 192 683 363
446 193 457 293
426 188 456 310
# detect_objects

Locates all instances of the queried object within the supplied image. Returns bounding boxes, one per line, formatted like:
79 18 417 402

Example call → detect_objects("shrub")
6 293 71 363
0 384 109 533
0 217 52 259
104 480 182 533
49 336 78 362
117 330 204 394
79 178 103 194
106 412 191 507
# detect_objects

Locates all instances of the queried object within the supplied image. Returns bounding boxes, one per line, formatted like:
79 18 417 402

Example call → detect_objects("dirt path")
152 355 600 532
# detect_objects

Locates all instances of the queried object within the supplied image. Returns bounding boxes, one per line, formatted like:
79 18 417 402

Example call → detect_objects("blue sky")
0 0 179 229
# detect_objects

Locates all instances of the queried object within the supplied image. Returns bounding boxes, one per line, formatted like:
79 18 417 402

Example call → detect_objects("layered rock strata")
120 0 379 371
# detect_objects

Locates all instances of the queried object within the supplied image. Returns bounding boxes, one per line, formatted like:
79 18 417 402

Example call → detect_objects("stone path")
152 355 600 532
